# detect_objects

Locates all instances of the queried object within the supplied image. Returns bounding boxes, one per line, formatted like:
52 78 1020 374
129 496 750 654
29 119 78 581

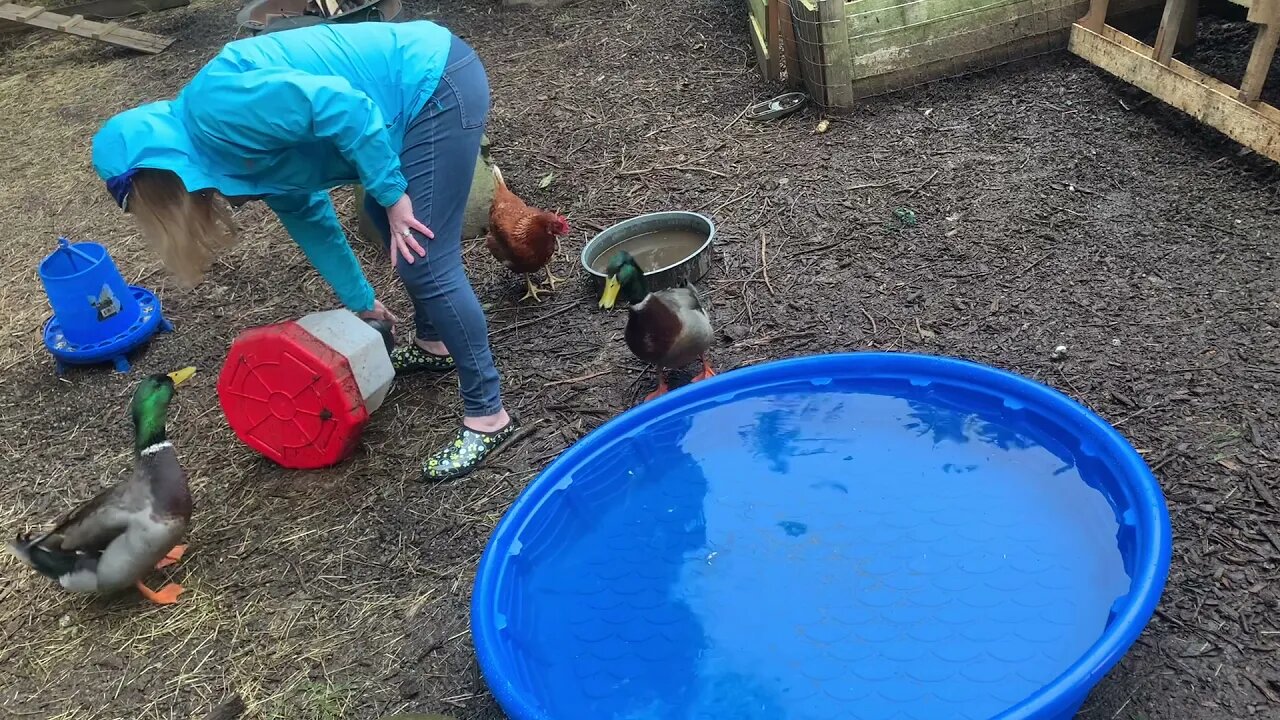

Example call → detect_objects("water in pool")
590 228 708 274
513 388 1131 720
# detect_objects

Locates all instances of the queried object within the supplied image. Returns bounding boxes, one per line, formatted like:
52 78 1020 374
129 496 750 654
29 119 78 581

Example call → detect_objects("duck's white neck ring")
140 441 173 457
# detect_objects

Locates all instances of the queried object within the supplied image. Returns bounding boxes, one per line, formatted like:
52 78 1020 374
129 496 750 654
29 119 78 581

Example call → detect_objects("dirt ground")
0 0 1278 718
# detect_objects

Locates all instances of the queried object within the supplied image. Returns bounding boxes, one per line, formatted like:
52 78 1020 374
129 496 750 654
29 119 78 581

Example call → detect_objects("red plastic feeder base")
217 321 369 470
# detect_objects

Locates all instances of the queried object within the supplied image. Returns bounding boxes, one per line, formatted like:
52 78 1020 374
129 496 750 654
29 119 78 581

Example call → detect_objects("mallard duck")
599 250 715 401
7 367 197 605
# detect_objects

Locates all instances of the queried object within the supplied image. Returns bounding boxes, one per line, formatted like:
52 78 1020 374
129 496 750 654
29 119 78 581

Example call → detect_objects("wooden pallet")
0 0 188 36
1070 0 1280 162
751 0 1166 109
748 0 801 87
0 0 174 52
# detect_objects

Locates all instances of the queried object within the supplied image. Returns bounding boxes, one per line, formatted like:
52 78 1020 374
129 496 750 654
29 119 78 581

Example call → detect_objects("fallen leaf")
539 173 555 188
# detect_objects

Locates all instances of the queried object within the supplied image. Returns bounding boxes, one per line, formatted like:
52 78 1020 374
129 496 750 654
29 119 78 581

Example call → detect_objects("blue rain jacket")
91 20 454 312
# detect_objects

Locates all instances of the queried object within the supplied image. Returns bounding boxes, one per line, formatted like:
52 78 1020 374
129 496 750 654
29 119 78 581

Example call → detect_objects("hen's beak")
599 277 621 309
167 367 197 387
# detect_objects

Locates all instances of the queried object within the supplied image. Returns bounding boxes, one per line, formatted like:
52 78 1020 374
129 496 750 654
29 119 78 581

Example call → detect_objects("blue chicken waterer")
38 237 173 375
472 352 1172 720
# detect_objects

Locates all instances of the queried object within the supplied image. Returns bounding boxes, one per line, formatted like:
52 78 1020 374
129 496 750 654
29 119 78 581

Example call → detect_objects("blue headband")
105 169 138 210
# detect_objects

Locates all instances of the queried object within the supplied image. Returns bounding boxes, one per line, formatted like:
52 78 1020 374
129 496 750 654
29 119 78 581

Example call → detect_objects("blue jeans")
364 36 501 417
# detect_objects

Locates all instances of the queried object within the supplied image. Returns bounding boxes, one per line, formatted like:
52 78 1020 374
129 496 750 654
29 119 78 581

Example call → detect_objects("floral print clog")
421 418 521 482
391 343 456 374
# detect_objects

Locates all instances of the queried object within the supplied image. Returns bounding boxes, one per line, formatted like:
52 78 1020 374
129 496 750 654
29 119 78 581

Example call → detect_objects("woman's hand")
386 193 433 269
358 300 399 335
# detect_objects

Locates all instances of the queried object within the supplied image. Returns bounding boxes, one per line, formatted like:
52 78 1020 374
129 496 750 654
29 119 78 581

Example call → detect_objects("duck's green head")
599 251 648 309
131 367 195 453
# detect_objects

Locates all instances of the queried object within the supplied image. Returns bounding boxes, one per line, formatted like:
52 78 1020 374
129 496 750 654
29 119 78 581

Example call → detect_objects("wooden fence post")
817 0 854 108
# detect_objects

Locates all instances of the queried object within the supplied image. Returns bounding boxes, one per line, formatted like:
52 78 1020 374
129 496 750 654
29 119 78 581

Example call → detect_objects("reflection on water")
518 388 1131 720
905 399 1038 451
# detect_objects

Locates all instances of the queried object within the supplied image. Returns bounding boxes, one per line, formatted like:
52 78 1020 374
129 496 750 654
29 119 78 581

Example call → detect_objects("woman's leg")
362 191 454 372
394 37 515 481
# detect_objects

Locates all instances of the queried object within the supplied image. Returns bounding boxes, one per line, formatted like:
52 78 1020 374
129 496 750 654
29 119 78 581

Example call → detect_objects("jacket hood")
91 101 223 207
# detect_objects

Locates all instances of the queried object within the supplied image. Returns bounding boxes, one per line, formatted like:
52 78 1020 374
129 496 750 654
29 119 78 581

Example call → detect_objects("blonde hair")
128 168 237 286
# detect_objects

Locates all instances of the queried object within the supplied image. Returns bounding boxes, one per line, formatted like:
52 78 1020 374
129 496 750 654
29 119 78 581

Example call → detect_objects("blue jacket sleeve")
184 68 409 207
266 192 376 313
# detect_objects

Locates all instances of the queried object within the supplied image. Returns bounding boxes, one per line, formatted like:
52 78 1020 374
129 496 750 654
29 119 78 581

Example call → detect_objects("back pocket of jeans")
444 60 490 130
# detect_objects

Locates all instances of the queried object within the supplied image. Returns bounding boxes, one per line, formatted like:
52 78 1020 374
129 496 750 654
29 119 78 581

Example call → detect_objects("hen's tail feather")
491 163 506 190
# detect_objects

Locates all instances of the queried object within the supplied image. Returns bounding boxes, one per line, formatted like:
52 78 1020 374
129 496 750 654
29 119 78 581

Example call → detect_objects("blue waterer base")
42 286 173 375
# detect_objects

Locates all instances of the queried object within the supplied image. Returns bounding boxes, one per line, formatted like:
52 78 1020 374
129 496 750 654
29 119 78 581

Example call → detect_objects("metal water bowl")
580 211 715 293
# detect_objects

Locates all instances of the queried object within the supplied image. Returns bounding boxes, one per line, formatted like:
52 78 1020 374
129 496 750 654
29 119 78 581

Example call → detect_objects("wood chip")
1250 476 1280 512
1245 672 1280 704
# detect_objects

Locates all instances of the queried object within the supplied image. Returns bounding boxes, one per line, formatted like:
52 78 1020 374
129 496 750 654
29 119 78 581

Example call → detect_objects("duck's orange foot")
692 355 716 382
643 370 669 402
155 544 187 570
136 580 185 605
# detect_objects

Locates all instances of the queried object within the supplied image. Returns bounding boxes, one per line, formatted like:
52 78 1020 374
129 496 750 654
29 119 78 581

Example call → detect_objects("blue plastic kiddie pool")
472 353 1172 720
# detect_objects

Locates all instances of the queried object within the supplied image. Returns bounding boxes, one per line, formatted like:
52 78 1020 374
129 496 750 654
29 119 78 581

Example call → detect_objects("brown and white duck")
7 367 196 605
599 250 715 401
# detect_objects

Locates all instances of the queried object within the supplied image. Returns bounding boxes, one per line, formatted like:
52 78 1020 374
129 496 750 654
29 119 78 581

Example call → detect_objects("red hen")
484 164 571 303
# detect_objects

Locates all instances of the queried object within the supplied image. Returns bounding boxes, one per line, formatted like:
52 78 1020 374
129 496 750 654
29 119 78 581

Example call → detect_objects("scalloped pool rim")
471 351 1173 720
